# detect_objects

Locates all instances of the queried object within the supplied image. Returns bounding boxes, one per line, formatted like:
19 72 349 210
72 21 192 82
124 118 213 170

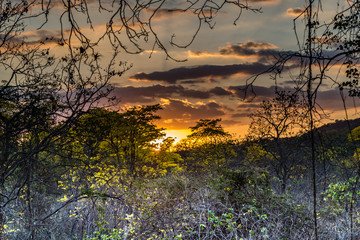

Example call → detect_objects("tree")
247 91 308 193
115 104 166 177
292 1 360 238
149 137 183 177
244 0 360 237
0 0 261 237
176 119 236 173
61 105 166 178
0 17 115 240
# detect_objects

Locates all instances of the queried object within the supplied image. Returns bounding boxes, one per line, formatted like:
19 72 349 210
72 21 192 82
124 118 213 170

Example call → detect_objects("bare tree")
247 91 308 193
0 0 260 238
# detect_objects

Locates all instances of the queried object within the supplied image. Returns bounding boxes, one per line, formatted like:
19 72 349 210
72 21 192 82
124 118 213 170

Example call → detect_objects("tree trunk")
26 162 34 239
306 1 318 238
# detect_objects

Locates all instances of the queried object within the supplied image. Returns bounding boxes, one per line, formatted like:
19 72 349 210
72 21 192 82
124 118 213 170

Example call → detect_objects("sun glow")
164 129 191 144
151 129 191 150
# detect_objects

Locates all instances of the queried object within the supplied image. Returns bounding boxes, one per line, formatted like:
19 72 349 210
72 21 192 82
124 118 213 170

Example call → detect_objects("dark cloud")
180 79 208 84
210 87 232 96
131 41 304 85
0 29 63 46
130 63 273 83
147 8 185 20
191 41 297 64
112 85 177 103
111 84 234 103
192 41 277 58
219 41 276 54
229 85 360 113
229 85 280 101
316 89 360 112
112 85 206 103
218 41 296 63
181 89 210 99
24 30 63 45
219 44 257 56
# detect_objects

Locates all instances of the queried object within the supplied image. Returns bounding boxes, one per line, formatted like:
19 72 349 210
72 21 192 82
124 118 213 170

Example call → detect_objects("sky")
23 0 360 141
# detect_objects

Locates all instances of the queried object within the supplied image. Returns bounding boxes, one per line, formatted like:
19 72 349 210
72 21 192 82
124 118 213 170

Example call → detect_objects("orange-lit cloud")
109 83 359 136
157 98 228 129
286 7 305 17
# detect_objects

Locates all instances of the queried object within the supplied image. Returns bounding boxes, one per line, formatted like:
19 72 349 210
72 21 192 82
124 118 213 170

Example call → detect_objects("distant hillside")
317 118 360 133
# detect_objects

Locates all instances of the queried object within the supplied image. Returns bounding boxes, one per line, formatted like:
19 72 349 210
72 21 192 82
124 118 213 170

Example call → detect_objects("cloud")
286 7 305 17
219 42 283 62
190 41 296 64
130 63 273 83
316 89 360 112
112 85 176 103
110 84 360 131
221 41 277 51
180 79 211 84
145 8 187 21
21 29 63 45
210 87 233 96
111 85 235 103
0 29 65 49
231 112 252 118
248 0 281 4
237 103 261 109
229 85 286 101
158 99 227 129
228 85 360 113
45 0 103 9
190 41 278 58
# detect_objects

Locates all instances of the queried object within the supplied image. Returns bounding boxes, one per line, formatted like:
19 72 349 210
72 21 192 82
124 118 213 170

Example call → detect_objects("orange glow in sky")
164 129 192 144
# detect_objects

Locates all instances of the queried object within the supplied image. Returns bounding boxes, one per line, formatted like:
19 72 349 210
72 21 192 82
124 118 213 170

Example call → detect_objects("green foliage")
324 178 358 204
349 126 360 142
188 118 232 141
245 143 275 165
58 105 177 180
320 177 360 239
176 119 236 173
330 2 360 97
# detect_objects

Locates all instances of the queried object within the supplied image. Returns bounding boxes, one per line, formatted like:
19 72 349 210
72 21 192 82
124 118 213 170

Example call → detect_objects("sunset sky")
25 0 360 141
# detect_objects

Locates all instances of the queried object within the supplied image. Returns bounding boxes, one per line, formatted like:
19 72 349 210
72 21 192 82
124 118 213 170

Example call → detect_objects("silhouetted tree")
176 119 236 173
247 91 307 193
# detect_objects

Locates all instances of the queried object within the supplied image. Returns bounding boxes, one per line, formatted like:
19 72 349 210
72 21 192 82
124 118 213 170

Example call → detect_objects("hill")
317 118 360 133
